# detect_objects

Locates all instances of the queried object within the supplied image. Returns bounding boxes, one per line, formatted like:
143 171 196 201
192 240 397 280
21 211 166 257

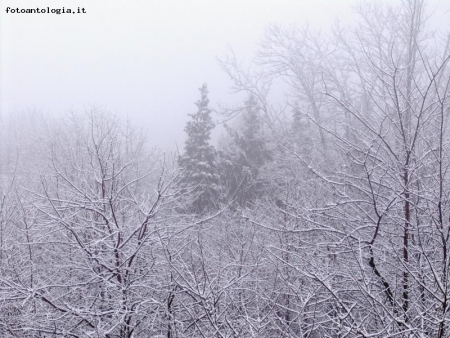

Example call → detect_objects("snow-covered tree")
220 95 271 207
0 111 184 337
221 0 450 335
179 84 220 213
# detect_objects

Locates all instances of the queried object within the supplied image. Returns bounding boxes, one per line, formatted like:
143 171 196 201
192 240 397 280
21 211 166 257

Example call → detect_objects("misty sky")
1 0 449 149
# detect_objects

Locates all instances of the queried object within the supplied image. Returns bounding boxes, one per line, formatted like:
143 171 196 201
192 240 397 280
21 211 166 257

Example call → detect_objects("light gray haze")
1 0 448 148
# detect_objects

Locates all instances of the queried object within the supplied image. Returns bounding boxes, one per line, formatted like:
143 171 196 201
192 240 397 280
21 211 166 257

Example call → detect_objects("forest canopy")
1 0 450 337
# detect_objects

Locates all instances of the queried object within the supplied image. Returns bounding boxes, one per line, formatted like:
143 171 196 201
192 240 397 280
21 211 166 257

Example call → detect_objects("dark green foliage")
219 95 271 207
179 84 220 213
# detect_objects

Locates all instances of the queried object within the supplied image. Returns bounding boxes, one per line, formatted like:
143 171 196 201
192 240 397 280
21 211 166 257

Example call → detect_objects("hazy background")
1 0 448 150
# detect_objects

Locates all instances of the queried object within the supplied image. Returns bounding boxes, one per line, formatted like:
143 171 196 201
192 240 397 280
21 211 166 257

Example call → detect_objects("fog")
1 0 374 149
2 1 450 336
3 0 448 149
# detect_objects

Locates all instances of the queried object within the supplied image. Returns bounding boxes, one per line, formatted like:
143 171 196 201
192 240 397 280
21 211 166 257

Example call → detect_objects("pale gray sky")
1 0 448 149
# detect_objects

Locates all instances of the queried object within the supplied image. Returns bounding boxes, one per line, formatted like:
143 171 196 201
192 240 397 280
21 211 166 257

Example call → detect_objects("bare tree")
221 0 450 336
1 111 184 337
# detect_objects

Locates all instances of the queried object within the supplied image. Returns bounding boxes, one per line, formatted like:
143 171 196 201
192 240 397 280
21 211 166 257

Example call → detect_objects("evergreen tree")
220 95 271 206
179 84 219 213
